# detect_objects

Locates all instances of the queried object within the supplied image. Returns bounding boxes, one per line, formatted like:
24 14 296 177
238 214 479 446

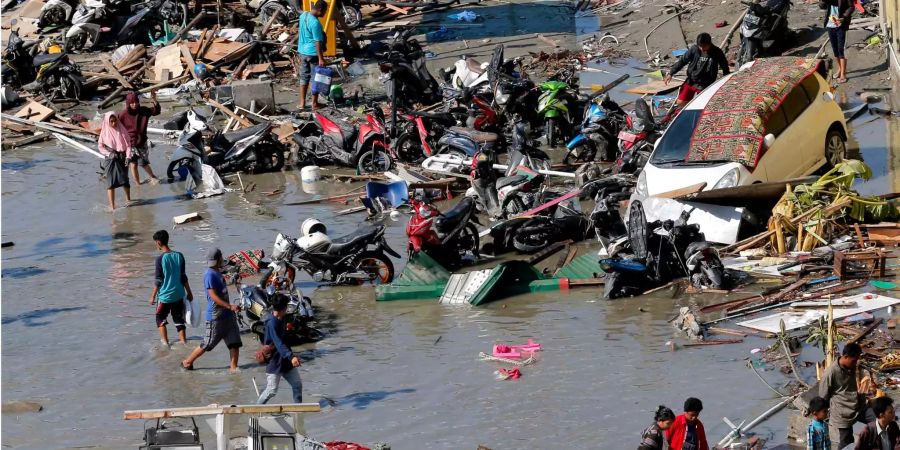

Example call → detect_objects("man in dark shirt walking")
150 230 193 347
256 293 303 404
664 33 731 108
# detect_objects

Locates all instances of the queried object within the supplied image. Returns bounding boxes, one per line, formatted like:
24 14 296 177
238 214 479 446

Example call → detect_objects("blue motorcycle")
563 95 627 164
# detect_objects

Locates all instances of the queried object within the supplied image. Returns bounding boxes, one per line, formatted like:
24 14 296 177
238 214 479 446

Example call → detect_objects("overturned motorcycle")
239 275 322 347
266 219 400 286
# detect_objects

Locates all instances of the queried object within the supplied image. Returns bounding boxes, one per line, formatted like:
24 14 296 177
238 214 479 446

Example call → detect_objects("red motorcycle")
294 107 393 173
392 109 459 162
406 196 480 270
612 98 669 176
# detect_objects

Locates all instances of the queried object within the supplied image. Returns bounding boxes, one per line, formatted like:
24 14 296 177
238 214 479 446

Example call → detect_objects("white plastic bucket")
300 165 321 182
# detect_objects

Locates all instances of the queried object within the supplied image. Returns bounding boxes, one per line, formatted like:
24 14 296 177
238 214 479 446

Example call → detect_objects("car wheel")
824 129 846 169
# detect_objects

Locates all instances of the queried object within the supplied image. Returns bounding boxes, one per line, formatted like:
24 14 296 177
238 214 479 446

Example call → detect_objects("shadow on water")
2 306 87 327
297 345 355 362
421 3 574 42
6 232 140 261
1 266 48 279
332 388 416 410
1 159 53 172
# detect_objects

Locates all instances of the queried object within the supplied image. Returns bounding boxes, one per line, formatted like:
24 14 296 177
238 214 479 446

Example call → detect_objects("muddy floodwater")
3 13 899 449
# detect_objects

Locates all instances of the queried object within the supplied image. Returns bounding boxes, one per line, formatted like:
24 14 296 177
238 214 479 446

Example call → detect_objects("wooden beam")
102 59 134 89
180 44 202 82
123 403 321 420
207 98 253 128
846 318 884 346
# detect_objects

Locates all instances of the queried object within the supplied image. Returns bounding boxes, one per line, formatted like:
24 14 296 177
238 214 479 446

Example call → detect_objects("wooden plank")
846 318 883 345
180 44 202 82
2 132 49 149
385 3 411 14
655 182 707 199
14 100 54 122
101 59 134 89
683 338 744 346
624 79 680 95
124 403 322 420
207 98 253 128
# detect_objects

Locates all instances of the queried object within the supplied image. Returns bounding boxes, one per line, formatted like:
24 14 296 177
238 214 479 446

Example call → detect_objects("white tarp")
737 293 900 333
185 164 228 198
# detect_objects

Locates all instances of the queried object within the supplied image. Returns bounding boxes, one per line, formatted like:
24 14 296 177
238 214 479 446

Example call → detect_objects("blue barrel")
311 66 333 95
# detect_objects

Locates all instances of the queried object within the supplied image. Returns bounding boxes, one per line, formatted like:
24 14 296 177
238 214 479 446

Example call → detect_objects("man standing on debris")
819 343 876 449
664 33 730 108
119 91 161 185
297 0 327 111
182 248 242 372
150 230 193 347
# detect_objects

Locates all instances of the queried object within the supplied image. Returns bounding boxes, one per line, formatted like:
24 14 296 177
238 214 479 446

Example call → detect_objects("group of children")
636 394 900 450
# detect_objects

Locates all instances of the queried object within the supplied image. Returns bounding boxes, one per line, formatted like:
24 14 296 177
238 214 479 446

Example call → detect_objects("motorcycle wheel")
563 142 597 165
259 147 286 173
38 7 66 29
250 321 265 340
513 224 551 253
260 3 289 26
545 118 557 148
394 131 425 162
603 271 623 299
501 196 526 219
352 251 395 285
700 261 725 290
356 143 393 173
342 5 362 29
166 158 194 181
64 32 87 53
457 223 481 258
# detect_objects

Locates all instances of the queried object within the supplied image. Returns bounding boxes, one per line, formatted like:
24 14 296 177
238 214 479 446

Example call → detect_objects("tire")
501 196 526 219
261 147 285 173
352 251 395 284
166 158 193 181
342 5 362 29
545 118 557 148
563 141 596 165
64 32 87 53
823 129 846 170
250 321 265 340
260 3 288 25
513 223 551 253
38 7 66 29
457 223 481 258
700 261 725 290
395 131 425 162
356 142 393 173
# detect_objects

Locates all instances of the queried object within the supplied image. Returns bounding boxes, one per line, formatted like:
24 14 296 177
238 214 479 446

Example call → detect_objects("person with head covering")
118 90 161 185
98 111 133 210
182 248 243 372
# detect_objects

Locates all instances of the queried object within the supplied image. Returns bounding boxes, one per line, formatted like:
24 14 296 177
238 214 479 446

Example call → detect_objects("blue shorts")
299 55 317 84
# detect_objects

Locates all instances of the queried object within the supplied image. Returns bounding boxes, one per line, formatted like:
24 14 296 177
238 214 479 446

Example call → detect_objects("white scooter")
64 0 115 51
439 45 508 92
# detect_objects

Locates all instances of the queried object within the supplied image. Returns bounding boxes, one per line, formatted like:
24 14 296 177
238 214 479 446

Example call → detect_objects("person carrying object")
118 90 161 185
297 0 327 111
638 405 676 450
150 230 193 347
182 248 242 372
819 343 876 449
256 293 303 404
665 397 709 450
664 33 730 109
97 111 133 210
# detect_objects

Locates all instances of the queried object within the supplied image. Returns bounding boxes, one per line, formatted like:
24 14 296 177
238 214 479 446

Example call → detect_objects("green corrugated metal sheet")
376 252 451 301
555 254 605 280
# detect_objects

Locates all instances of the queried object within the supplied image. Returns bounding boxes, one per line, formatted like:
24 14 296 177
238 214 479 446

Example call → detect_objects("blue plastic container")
311 66 333 95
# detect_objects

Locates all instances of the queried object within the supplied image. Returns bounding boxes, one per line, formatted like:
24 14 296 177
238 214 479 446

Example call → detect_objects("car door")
762 79 817 180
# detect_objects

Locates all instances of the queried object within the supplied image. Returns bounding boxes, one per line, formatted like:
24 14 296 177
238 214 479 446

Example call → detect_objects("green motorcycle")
537 80 576 148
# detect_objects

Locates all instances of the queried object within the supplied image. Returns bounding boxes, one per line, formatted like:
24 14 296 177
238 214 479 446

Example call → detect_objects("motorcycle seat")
325 225 379 255
449 127 498 143
435 197 474 233
32 52 66 67
409 110 456 126
496 175 526 189
220 123 269 146
465 58 485 75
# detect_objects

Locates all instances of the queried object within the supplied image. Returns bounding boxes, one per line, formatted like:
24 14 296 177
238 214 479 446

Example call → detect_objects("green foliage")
791 160 898 222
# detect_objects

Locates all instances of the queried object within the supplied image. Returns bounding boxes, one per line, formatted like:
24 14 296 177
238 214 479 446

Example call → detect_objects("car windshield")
650 110 703 165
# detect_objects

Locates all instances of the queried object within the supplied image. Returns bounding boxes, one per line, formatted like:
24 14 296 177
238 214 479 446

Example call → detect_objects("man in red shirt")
665 397 709 450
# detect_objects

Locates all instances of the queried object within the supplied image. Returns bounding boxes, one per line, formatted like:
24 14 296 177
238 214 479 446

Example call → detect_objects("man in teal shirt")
150 230 193 346
298 0 327 111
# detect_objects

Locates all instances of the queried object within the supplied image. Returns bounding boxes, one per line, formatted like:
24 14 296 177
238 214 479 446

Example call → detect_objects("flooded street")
3 6 899 450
